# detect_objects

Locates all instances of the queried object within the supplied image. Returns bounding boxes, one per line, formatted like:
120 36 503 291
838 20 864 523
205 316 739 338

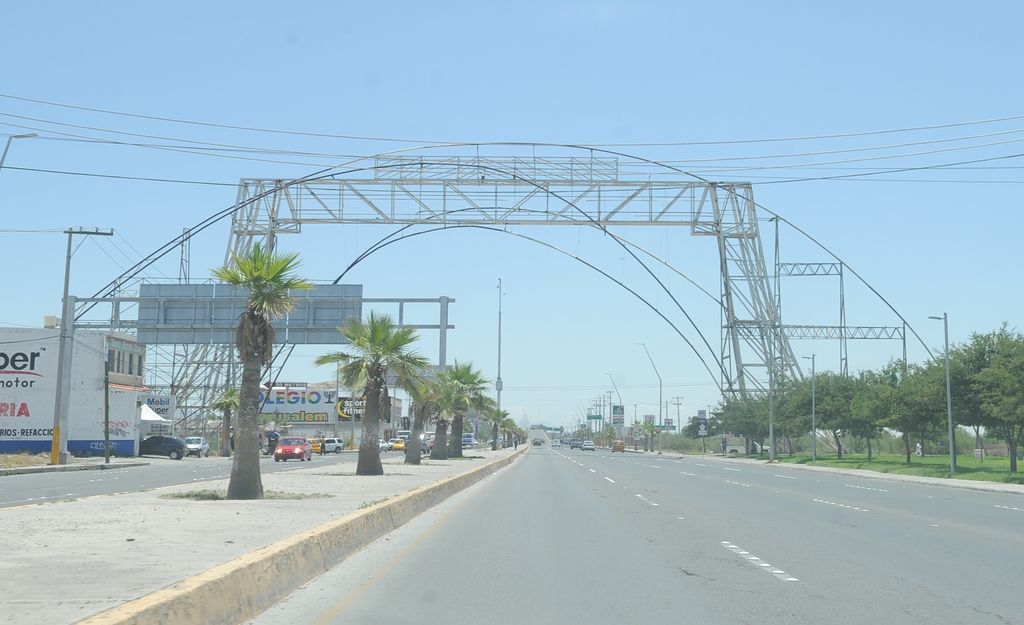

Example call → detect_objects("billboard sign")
259 388 337 424
612 405 624 426
643 414 656 425
337 396 365 422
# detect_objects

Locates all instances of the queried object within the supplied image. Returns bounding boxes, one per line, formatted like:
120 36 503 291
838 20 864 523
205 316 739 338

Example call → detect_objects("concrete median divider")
79 447 528 625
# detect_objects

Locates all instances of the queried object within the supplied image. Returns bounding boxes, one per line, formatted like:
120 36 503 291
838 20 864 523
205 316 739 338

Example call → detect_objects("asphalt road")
249 445 1024 625
0 450 406 508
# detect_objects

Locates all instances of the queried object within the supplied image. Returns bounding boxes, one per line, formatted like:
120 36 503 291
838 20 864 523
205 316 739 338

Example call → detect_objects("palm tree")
316 312 427 476
211 388 239 457
483 406 510 450
439 362 491 458
406 379 441 466
211 244 311 499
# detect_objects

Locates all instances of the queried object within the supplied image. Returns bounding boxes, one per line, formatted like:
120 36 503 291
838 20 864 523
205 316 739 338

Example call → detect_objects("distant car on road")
389 438 405 452
274 437 312 462
551 440 561 448
581 440 596 451
570 439 583 450
184 436 210 457
140 435 187 460
378 438 389 452
462 434 476 448
532 438 543 447
612 440 626 453
321 438 343 453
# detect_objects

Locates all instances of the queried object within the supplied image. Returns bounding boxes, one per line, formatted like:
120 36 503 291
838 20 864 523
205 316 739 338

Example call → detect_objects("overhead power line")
3 91 1024 147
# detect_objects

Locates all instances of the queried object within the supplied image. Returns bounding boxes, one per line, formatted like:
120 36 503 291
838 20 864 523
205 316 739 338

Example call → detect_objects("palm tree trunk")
491 422 498 451
449 414 464 458
431 421 449 459
220 407 232 457
405 404 428 465
226 356 263 499
357 384 384 476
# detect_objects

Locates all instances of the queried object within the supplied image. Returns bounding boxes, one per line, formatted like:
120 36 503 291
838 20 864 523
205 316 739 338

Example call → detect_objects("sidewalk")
1 447 521 625
0 456 148 476
650 449 1024 496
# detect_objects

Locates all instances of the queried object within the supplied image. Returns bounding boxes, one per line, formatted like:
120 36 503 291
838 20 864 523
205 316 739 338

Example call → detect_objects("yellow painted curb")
77 447 528 625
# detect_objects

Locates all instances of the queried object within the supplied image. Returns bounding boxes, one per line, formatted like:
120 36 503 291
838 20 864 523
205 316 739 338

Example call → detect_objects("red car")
274 437 312 462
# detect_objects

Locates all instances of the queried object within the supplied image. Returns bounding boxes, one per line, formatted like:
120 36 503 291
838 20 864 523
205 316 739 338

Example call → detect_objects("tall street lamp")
637 343 662 427
0 133 37 174
606 373 622 436
493 278 503 451
929 313 956 474
802 354 816 462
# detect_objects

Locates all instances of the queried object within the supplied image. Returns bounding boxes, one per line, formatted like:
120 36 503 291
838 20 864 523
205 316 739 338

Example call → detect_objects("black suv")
139 435 187 460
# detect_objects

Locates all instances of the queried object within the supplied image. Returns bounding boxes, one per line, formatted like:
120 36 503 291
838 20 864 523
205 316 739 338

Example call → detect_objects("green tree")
952 331 999 449
438 362 491 459
211 388 239 458
887 362 945 464
211 244 311 499
316 312 428 476
975 328 1024 473
849 371 890 461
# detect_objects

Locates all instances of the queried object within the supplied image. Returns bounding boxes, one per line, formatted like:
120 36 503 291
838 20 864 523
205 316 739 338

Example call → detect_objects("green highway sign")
587 414 602 420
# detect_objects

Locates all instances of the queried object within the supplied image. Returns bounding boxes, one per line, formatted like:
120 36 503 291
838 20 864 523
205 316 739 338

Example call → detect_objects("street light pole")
606 373 622 437
493 278 503 451
0 133 37 173
802 354 816 462
50 227 114 465
638 343 662 427
930 313 956 473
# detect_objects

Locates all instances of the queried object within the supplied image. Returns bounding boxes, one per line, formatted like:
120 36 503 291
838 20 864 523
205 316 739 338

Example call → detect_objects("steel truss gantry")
227 155 796 396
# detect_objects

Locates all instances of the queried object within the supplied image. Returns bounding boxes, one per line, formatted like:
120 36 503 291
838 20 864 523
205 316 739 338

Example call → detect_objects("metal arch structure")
220 155 798 397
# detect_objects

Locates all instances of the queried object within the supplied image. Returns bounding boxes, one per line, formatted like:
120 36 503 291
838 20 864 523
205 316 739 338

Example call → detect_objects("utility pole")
638 342 663 428
930 313 956 473
672 396 683 433
803 354 816 462
50 227 114 465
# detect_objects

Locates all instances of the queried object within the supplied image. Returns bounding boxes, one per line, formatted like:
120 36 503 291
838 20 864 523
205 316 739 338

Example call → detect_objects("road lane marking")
725 480 751 487
635 493 659 506
844 483 887 492
723 467 740 472
813 498 869 512
695 463 708 467
680 471 696 476
649 465 661 468
589 469 596 473
604 477 615 483
720 541 798 582
995 504 1024 512
773 474 796 480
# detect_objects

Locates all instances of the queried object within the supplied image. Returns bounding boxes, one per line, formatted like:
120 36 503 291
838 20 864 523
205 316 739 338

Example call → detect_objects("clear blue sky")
2 1 1022 428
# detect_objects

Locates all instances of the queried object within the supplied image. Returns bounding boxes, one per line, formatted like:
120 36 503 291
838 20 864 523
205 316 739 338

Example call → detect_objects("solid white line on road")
995 504 1024 512
680 471 696 476
723 467 740 472
844 483 887 492
813 498 869 512
773 474 796 480
604 476 615 483
720 541 798 582
725 480 751 487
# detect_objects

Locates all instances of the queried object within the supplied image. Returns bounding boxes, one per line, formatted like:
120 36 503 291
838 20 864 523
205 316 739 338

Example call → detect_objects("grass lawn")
778 453 1024 484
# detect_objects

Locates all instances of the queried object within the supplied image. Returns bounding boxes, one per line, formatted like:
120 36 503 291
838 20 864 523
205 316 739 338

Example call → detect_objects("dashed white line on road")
635 493 659 506
995 504 1024 512
721 541 798 582
723 467 740 472
695 463 708 467
680 471 696 476
773 474 796 480
844 483 887 492
589 468 596 473
604 476 615 483
725 480 751 487
813 498 868 512
650 465 661 468
677 516 686 520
